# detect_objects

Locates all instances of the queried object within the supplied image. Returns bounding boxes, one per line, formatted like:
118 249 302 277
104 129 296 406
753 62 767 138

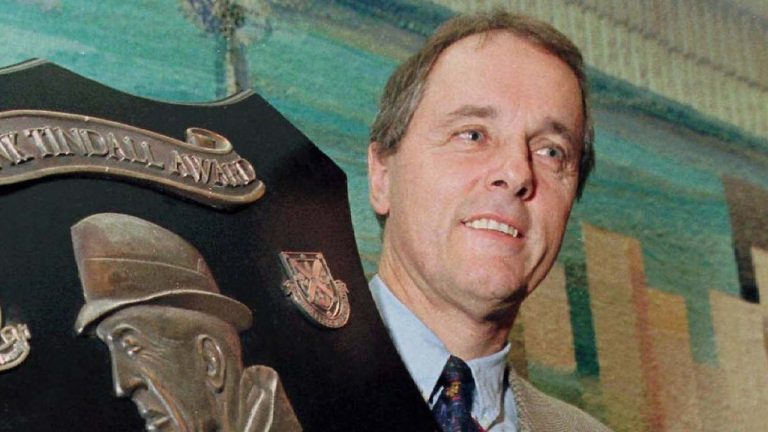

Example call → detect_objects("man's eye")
535 146 564 159
454 129 485 144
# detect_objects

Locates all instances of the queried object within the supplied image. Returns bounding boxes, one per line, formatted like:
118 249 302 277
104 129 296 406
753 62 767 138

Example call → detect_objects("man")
71 213 302 432
367 11 611 431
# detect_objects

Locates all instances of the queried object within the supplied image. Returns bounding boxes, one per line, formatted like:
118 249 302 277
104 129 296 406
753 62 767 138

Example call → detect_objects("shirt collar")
369 274 449 402
369 275 509 424
467 344 510 424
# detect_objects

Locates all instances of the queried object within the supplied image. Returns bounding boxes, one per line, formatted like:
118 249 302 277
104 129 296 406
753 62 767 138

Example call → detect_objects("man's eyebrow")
441 105 498 125
532 118 580 148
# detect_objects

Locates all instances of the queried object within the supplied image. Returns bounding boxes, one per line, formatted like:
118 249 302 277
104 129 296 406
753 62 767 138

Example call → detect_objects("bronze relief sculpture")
72 213 301 431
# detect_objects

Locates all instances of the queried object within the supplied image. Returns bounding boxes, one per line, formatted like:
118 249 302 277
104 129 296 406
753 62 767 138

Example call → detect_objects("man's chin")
448 280 527 320
459 265 530 296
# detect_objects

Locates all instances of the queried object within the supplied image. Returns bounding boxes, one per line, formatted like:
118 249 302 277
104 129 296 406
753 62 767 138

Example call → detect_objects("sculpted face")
96 306 220 432
370 31 584 320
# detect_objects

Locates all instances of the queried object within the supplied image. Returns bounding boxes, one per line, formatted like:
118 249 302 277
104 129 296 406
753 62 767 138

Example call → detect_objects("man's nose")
485 146 535 200
111 354 142 397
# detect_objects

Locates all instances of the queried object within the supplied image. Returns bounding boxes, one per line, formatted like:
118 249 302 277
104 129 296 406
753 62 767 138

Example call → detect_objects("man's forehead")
96 307 154 337
420 34 581 121
95 305 182 336
423 29 580 98
96 305 233 341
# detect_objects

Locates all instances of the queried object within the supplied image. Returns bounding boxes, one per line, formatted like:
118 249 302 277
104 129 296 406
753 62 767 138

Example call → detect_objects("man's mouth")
463 217 520 238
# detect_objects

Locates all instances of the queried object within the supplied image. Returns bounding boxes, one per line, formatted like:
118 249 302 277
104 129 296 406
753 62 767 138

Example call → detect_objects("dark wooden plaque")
0 60 434 432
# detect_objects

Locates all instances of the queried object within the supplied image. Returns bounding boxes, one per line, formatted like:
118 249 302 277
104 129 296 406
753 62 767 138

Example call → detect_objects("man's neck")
377 260 518 360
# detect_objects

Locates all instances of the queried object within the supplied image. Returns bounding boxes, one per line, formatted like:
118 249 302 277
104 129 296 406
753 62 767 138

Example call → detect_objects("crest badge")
280 252 350 328
0 304 31 372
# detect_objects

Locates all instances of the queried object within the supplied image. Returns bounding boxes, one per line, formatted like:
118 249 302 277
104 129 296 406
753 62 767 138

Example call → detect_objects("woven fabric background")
1 1 766 430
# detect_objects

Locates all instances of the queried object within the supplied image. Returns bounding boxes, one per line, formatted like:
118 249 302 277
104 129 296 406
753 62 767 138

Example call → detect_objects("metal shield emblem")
71 213 302 431
0 305 31 373
280 252 350 328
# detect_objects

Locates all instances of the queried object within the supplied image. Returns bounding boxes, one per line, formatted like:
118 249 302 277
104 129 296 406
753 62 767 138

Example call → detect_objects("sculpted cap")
72 212 253 334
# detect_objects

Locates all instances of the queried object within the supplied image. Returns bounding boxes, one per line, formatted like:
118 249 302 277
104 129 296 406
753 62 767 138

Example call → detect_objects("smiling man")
368 11 611 431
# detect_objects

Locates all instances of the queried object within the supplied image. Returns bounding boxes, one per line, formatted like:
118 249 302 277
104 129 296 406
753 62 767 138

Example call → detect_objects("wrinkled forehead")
95 305 185 339
437 30 581 90
95 305 231 342
423 32 583 126
432 30 585 104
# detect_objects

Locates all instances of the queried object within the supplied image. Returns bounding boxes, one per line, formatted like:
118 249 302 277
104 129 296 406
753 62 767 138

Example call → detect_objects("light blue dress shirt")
370 275 519 431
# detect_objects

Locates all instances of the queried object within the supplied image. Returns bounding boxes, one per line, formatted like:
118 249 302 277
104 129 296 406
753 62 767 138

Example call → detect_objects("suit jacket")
509 370 613 432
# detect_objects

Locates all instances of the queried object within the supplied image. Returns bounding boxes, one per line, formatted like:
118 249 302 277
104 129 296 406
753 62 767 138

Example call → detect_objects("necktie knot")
437 356 475 399
432 356 483 432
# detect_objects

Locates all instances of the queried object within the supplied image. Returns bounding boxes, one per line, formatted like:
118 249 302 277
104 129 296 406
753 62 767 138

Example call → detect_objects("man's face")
96 306 217 432
369 31 583 320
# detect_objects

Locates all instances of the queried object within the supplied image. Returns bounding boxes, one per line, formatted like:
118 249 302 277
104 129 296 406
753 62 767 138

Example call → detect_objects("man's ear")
368 141 391 216
197 335 226 393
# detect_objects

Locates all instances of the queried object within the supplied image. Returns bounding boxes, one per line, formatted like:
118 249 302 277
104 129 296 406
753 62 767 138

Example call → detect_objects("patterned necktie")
431 355 485 432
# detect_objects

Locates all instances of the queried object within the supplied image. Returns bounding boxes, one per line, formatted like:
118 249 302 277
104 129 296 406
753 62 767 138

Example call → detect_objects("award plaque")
0 60 435 431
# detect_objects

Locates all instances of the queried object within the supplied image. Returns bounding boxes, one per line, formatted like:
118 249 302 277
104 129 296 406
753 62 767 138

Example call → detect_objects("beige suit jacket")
509 370 613 432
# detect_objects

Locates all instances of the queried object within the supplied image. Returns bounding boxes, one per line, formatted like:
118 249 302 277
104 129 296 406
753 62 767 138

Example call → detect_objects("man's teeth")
464 219 519 237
